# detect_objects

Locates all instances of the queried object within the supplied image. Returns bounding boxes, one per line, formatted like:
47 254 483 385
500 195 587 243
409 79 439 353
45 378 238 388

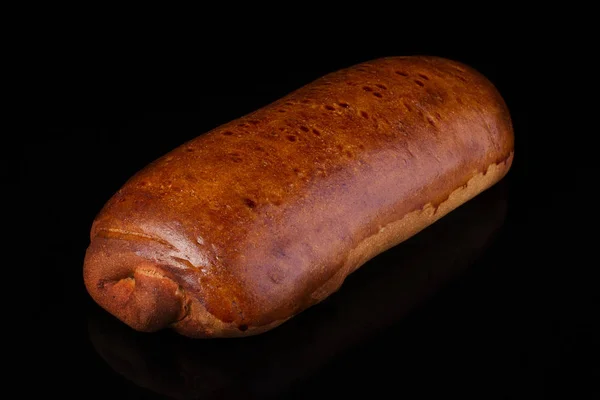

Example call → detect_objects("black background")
26 26 598 399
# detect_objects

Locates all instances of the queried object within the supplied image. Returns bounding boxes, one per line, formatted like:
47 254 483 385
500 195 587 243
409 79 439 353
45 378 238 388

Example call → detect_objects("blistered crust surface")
84 56 514 337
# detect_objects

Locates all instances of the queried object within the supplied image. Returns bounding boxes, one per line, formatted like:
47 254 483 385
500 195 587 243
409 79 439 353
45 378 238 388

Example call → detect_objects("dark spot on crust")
238 324 248 331
185 174 198 183
230 152 243 163
243 198 257 209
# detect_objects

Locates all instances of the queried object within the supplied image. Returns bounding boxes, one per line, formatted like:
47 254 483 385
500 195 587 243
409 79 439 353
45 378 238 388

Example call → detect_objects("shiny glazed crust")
83 56 514 338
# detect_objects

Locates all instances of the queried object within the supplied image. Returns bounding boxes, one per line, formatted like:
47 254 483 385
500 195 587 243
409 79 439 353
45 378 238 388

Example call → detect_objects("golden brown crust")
83 56 514 338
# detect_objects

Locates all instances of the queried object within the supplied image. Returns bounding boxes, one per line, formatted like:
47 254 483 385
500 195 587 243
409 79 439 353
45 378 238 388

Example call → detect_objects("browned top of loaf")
89 56 513 329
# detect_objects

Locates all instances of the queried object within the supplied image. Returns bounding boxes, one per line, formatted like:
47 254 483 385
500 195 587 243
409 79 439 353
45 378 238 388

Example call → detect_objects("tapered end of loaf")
83 235 281 338
83 239 187 332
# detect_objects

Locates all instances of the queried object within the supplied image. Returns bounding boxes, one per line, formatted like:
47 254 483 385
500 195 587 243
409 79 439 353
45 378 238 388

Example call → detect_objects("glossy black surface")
29 39 598 398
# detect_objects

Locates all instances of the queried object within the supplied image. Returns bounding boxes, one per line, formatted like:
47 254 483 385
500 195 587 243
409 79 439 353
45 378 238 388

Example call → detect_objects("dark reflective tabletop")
30 45 598 399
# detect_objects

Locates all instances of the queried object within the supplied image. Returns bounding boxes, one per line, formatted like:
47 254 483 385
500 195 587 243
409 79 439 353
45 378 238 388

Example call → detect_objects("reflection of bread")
84 56 514 338
88 183 508 400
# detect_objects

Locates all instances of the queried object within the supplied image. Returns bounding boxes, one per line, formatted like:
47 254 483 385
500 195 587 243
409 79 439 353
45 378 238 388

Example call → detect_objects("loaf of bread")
84 56 514 338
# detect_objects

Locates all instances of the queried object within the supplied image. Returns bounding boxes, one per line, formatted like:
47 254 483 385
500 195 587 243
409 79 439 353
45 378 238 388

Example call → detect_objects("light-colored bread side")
83 56 514 338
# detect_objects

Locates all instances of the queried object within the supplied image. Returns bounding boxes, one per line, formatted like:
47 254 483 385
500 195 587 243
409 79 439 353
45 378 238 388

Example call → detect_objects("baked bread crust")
84 56 514 338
